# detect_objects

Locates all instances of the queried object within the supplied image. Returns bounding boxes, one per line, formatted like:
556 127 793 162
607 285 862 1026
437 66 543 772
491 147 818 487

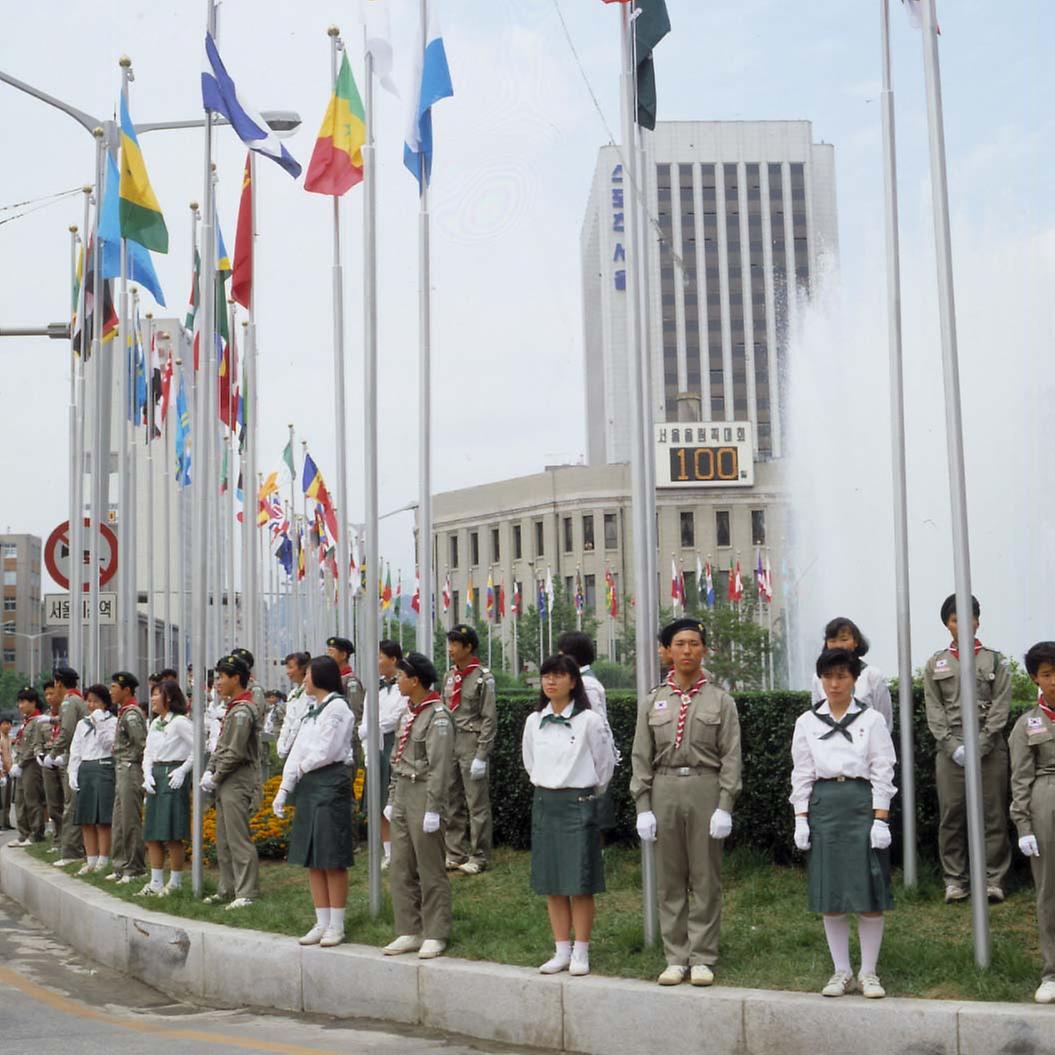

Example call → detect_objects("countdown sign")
655 422 754 488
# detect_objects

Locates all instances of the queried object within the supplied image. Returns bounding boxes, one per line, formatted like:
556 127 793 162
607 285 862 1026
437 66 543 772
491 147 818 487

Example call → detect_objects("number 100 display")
668 446 740 483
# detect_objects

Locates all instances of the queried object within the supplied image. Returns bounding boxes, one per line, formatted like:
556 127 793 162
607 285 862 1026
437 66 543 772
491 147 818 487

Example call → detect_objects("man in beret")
631 618 742 987
107 671 147 883
48 667 87 866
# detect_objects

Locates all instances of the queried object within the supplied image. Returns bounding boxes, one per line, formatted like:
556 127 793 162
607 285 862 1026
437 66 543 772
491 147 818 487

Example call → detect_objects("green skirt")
807 779 893 914
530 787 605 896
74 759 115 824
288 762 354 870
143 762 191 842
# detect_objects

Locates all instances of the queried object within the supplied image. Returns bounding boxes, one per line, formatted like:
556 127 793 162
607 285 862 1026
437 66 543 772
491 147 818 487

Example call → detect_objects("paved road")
0 889 546 1055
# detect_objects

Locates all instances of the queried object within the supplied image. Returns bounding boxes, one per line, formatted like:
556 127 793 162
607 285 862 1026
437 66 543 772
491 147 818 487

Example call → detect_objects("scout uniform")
442 651 497 871
50 681 87 862
69 710 117 826
631 662 742 970
359 675 408 816
923 642 1012 894
41 710 64 845
142 711 194 845
231 648 269 800
0 724 13 830
110 675 148 881
12 704 49 843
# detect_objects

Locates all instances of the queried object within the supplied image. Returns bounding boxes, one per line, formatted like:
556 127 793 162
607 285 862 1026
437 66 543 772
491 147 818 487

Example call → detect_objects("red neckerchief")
665 671 708 749
450 661 481 711
393 692 441 762
118 701 141 719
50 715 61 741
65 689 83 699
1039 693 1055 724
225 690 254 715
949 639 983 658
14 710 41 744
339 665 353 678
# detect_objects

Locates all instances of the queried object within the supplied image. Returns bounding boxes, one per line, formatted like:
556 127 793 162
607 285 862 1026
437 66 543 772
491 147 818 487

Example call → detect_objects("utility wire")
0 187 82 229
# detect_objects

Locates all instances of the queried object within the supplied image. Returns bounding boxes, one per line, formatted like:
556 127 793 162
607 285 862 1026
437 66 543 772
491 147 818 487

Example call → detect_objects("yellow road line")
0 964 348 1055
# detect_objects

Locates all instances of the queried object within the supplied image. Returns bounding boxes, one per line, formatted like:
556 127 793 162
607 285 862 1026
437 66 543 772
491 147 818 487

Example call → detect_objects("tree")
514 579 599 673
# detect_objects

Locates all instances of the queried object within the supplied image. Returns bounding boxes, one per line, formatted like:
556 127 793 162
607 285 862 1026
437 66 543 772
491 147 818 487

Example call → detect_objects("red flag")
218 327 239 428
231 155 253 310
158 352 174 426
733 560 744 602
727 561 736 602
498 583 506 619
411 572 421 614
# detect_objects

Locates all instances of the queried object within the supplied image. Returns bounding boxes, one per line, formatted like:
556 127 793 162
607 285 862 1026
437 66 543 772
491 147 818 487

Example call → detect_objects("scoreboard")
654 422 754 488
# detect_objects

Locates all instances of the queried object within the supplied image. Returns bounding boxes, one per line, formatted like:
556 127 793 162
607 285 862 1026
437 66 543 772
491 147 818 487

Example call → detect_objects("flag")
201 33 302 178
282 437 296 479
185 248 200 333
129 300 148 426
258 471 279 502
545 567 554 611
403 3 453 190
465 573 474 618
537 578 547 620
175 369 191 486
304 52 366 196
301 452 339 542
158 350 174 426
365 0 399 94
485 573 495 619
498 582 506 619
574 570 585 615
297 525 307 581
727 561 736 603
394 574 402 617
411 571 421 614
902 0 940 32
231 155 253 308
734 560 744 603
755 549 766 597
275 533 293 576
442 573 451 614
704 560 715 609
604 568 618 618
100 155 166 305
634 0 671 131
118 91 168 253
511 579 521 617
763 554 774 603
382 565 393 610
72 236 118 358
218 323 239 428
70 241 83 336
670 557 681 610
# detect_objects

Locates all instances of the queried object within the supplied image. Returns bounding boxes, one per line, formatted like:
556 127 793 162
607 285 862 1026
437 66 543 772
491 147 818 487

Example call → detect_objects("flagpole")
128 287 142 677
287 424 299 652
145 310 157 684
69 211 85 670
161 331 172 672
175 356 187 676
244 155 260 658
226 300 237 647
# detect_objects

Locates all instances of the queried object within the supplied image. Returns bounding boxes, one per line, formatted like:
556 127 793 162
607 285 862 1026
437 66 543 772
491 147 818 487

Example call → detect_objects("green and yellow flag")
119 92 169 253
303 52 366 196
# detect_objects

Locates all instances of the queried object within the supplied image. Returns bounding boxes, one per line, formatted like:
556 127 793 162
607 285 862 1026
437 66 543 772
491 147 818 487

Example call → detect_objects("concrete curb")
2 846 1051 1054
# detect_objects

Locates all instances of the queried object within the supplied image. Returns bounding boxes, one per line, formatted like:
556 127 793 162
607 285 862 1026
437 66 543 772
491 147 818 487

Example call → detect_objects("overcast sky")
1 1 1052 673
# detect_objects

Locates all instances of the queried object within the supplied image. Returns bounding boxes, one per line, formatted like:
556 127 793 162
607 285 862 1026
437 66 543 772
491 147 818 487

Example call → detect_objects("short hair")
1024 642 1055 678
16 687 41 707
153 679 188 716
111 671 139 693
815 648 863 680
85 684 113 711
379 639 403 662
0 715 11 725
308 656 343 695
557 630 595 668
822 617 869 658
284 651 310 668
148 673 161 685
215 655 250 686
397 652 438 691
42 679 55 691
447 624 479 652
53 667 79 689
265 690 287 703
158 668 179 681
940 593 980 626
537 654 591 712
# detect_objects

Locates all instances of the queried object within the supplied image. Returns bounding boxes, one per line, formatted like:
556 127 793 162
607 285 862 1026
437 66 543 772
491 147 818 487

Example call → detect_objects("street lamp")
4 628 63 685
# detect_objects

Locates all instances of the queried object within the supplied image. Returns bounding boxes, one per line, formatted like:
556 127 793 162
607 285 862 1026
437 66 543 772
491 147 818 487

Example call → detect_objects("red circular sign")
44 518 119 592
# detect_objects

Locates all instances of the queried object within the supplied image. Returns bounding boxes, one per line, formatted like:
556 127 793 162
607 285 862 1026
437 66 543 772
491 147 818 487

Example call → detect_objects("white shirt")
522 704 616 790
580 667 620 770
142 713 194 772
280 692 355 793
276 682 309 760
358 679 409 748
811 664 893 730
790 699 897 813
68 711 117 787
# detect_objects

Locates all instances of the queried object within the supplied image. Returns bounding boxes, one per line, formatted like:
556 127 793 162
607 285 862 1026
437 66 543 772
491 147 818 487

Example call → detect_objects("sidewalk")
0 846 1049 1055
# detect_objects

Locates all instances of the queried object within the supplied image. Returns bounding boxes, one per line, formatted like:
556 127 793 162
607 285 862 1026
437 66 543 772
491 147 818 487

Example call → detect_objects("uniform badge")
935 658 949 671
654 700 668 711
1028 716 1045 734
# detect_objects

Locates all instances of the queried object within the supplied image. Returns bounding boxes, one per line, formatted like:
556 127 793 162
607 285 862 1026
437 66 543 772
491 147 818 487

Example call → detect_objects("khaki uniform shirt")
1009 703 1055 837
112 703 147 764
388 700 454 818
249 680 267 722
341 671 365 725
630 677 742 814
13 714 50 764
923 646 1010 759
209 696 261 782
51 691 87 760
0 731 11 772
441 665 497 761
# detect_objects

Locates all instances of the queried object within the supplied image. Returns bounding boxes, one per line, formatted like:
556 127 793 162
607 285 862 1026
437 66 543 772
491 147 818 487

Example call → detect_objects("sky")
0 1 1052 675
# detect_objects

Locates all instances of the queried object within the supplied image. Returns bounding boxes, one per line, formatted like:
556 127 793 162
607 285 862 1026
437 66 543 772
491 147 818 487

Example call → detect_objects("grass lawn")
24 840 1044 1003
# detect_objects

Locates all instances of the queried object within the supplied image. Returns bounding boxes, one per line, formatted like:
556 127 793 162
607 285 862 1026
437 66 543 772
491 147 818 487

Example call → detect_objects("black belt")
816 776 868 784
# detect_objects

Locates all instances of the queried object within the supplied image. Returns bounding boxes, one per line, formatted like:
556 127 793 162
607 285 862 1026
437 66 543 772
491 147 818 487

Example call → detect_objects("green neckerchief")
813 699 868 741
305 692 340 722
539 702 586 729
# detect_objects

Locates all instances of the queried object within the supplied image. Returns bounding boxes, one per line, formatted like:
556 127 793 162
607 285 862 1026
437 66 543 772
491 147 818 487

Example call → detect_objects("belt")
816 776 868 784
656 765 708 777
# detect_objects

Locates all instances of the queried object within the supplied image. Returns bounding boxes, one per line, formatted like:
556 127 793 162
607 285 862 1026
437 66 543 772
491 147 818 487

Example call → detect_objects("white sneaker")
822 971 856 997
225 897 254 910
690 964 714 987
8 839 30 847
75 862 94 876
92 861 111 873
858 972 886 999
115 874 136 885
53 858 79 868
538 953 571 975
418 939 446 959
458 861 483 876
298 924 326 946
202 893 227 905
569 957 590 977
383 934 422 956
380 856 391 872
135 883 164 898
1035 979 1055 1004
161 880 182 896
319 927 344 948
658 964 688 986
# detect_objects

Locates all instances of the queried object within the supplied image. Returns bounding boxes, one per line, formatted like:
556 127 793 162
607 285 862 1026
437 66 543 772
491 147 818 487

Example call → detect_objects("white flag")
902 0 940 32
363 0 398 95
545 567 554 609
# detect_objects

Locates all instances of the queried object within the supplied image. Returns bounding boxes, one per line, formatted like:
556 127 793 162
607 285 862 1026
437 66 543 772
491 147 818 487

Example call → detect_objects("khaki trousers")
111 761 145 875
653 769 723 967
1030 774 1055 980
42 764 64 843
444 730 491 868
60 765 84 860
390 777 451 942
215 765 259 901
14 762 46 841
936 743 1011 888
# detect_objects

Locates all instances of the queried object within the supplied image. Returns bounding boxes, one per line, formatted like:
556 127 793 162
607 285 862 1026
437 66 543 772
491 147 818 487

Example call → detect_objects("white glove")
272 788 288 818
42 754 56 770
709 808 733 840
470 757 487 781
0 775 6 788
142 772 156 795
870 819 892 850
167 767 187 790
55 754 66 768
794 816 811 851
383 804 393 822
422 811 440 834
199 771 217 792
636 810 657 842
9 764 21 780
1020 834 1040 857
952 745 966 767
69 774 79 792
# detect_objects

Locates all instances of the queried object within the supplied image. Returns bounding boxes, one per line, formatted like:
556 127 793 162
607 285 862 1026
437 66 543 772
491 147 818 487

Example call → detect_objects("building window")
582 515 595 551
2 598 14 612
490 528 500 564
449 534 459 569
584 574 596 611
470 531 479 567
1 544 16 558
2 649 14 664
680 511 695 549
604 513 618 550
716 510 731 548
2 571 15 586
751 509 766 546
563 517 573 553
513 524 522 560
534 521 545 558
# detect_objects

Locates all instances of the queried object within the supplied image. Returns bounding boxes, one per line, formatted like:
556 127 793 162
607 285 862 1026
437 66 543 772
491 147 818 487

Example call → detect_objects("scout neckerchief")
118 701 141 721
84 710 112 735
812 699 866 741
380 675 397 691
540 702 585 729
1038 692 1055 725
219 690 254 737
14 710 40 744
449 661 481 711
666 670 708 749
948 639 983 659
339 664 354 679
393 692 441 763
304 691 340 722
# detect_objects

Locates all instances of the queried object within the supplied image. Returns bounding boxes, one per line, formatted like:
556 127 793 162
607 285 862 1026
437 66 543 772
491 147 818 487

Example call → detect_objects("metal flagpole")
301 440 311 649
244 156 260 657
919 0 989 967
240 319 250 649
257 471 266 670
176 357 188 678
880 0 916 888
226 300 238 647
145 311 156 683
69 214 84 670
287 425 299 653
162 332 172 672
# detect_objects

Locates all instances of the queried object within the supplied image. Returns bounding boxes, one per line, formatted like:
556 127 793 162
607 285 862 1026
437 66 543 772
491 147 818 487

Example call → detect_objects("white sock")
858 915 885 976
151 868 165 887
85 856 98 869
553 940 572 960
572 940 589 962
314 907 331 927
383 841 391 860
96 856 110 867
823 913 851 974
329 908 345 931
167 870 183 888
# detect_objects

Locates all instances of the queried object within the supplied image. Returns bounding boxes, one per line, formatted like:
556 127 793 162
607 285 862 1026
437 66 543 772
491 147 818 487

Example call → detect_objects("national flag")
485 573 495 619
218 323 239 428
733 560 744 603
72 236 118 358
118 91 168 253
304 52 366 196
537 578 547 620
275 532 293 576
100 155 166 306
382 565 393 610
762 554 773 604
704 560 715 609
604 568 618 618
634 0 671 131
365 0 398 95
574 570 585 615
70 240 83 335
174 369 191 486
498 582 506 619
545 567 554 611
282 437 296 479
727 561 736 603
411 571 421 614
158 350 174 426
349 547 360 597
670 557 681 610
185 248 200 333
301 452 339 542
129 300 149 426
258 471 279 502
902 0 940 32
442 573 451 614
465 573 474 618
201 33 302 178
231 154 253 309
297 525 307 581
403 3 453 190
755 549 766 597
511 580 521 617
394 574 402 617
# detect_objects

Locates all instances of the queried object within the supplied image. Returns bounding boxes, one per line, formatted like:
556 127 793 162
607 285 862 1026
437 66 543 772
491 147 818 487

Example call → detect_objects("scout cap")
111 671 139 692
231 646 255 670
327 636 355 656
660 618 707 648
215 654 251 682
16 687 41 705
939 593 980 626
397 651 438 691
447 624 479 651
53 666 79 688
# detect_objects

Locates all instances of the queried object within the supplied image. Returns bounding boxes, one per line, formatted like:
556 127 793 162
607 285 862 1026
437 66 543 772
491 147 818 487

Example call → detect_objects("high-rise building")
1 533 42 678
582 121 838 465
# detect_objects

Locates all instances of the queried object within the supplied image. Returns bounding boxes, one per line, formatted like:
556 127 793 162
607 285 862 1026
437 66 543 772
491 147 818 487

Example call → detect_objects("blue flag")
275 534 293 576
403 5 453 190
175 372 191 486
537 579 547 619
128 302 148 425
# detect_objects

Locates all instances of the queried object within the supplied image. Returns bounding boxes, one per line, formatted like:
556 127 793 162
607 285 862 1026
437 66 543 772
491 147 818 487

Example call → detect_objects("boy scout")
383 652 453 959
200 654 261 908
326 636 365 727
442 625 496 875
40 681 64 849
923 594 1011 903
1009 641 1055 1004
106 672 147 883
231 647 267 720
48 667 87 866
631 618 742 987
10 688 50 845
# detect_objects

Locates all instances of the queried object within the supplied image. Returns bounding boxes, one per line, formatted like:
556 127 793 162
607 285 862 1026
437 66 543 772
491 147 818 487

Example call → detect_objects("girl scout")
139 680 194 896
791 648 896 999
68 684 117 875
272 656 355 949
522 654 615 977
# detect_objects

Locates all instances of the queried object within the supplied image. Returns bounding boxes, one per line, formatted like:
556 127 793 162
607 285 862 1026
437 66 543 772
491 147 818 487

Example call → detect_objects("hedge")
488 688 1034 867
